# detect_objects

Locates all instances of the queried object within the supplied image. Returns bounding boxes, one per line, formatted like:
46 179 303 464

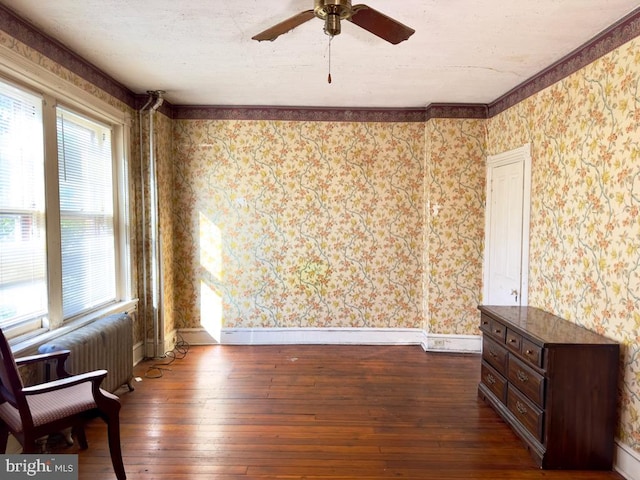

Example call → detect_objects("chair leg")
62 427 74 446
0 423 8 453
95 391 126 479
21 437 39 454
72 424 88 449
106 416 126 480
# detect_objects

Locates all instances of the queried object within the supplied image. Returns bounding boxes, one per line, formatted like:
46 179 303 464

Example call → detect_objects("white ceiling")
2 0 639 108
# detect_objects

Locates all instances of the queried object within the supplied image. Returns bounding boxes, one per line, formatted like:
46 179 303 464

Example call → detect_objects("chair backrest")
0 328 25 407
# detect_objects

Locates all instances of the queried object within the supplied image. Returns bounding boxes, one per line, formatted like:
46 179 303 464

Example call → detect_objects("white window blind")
57 107 116 318
0 83 47 329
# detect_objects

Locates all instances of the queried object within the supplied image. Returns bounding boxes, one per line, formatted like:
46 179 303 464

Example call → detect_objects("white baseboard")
143 330 178 359
165 328 177 352
423 333 482 353
180 327 425 345
177 327 481 354
615 439 640 480
178 328 220 345
133 340 145 366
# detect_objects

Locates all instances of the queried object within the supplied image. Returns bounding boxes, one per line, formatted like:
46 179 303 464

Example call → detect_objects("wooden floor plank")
47 345 624 479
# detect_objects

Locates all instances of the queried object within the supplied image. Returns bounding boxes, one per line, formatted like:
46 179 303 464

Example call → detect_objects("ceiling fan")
251 0 415 45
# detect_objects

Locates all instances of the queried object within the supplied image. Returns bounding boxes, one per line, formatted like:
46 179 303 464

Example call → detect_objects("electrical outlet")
432 339 445 348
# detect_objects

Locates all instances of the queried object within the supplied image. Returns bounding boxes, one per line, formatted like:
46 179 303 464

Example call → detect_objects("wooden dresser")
477 305 619 469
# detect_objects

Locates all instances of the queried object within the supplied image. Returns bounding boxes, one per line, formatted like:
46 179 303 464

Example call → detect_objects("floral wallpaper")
426 119 487 335
487 38 640 450
171 120 425 330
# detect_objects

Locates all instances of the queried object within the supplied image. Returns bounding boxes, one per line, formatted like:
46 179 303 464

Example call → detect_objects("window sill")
9 299 138 356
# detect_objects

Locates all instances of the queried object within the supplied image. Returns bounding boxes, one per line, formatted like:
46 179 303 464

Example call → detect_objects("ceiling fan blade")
348 5 415 44
252 10 316 41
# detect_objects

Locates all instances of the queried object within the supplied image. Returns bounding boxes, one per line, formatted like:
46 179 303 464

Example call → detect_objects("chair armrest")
15 350 72 379
15 350 71 367
22 369 107 395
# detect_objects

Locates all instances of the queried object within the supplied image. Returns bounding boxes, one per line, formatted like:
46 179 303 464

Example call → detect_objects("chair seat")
0 382 115 433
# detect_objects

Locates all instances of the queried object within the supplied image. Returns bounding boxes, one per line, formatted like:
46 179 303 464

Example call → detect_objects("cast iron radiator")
38 313 135 393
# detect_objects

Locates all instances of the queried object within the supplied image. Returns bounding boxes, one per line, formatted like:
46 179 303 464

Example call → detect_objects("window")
57 108 116 318
0 77 130 341
0 83 47 332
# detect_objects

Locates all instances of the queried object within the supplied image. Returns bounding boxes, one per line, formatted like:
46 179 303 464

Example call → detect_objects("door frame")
483 144 532 306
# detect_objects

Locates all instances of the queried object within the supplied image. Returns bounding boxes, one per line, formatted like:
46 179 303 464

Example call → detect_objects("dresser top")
478 305 618 346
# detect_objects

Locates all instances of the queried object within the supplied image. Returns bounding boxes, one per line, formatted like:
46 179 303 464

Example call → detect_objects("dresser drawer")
480 313 491 333
482 336 508 374
505 329 522 354
508 355 545 408
481 361 507 403
508 385 544 442
522 339 543 368
488 318 507 342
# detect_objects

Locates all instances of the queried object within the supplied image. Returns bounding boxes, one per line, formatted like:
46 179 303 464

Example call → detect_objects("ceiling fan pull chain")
327 35 332 84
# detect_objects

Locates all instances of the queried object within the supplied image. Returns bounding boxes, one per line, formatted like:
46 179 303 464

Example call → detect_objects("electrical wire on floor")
144 332 190 379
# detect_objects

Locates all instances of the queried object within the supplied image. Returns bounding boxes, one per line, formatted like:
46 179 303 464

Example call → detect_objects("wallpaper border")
426 103 489 120
171 103 490 122
171 105 429 122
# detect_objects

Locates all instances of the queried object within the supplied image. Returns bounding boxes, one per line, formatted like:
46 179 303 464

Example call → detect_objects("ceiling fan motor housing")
251 0 414 45
314 0 352 36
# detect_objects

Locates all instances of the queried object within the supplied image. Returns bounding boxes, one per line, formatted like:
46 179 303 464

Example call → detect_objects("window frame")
0 49 135 349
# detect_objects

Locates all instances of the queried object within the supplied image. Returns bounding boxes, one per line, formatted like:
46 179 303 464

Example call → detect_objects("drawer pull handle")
525 349 533 355
486 373 496 385
494 329 502 334
516 401 527 415
509 338 517 343
489 350 498 359
516 370 529 382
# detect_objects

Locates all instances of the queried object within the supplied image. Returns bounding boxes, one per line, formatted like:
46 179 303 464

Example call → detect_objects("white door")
483 145 531 306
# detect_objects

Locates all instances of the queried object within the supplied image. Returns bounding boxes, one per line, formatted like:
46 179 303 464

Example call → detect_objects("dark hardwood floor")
56 345 625 479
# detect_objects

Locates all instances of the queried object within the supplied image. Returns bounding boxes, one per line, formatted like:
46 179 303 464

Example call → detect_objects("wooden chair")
0 328 126 480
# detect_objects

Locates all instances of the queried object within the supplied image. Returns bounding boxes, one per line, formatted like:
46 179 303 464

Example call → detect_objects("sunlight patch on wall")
200 280 222 342
199 211 223 341
199 212 222 279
